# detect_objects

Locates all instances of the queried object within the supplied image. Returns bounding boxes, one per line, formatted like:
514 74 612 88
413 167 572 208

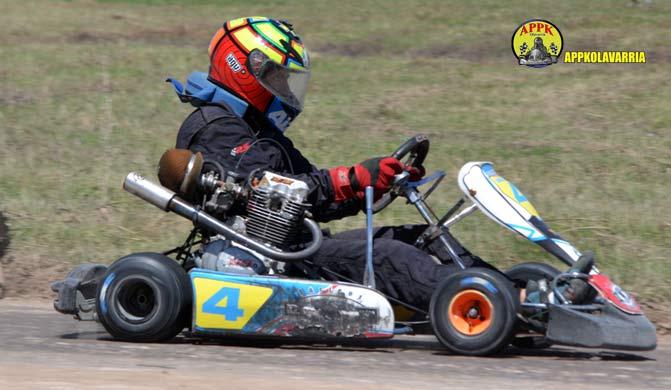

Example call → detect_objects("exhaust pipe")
123 172 175 211
123 172 323 262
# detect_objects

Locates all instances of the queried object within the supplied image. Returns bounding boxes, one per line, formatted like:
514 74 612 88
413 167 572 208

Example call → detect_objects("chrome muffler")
123 172 175 211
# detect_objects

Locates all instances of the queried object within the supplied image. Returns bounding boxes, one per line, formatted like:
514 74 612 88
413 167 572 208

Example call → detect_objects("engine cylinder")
246 187 306 248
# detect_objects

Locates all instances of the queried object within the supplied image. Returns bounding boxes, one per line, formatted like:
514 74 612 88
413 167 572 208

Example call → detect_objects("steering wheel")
372 134 430 214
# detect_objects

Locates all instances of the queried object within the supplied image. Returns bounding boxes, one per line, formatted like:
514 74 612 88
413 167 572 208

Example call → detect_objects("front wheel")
96 252 192 342
430 267 518 356
505 262 560 288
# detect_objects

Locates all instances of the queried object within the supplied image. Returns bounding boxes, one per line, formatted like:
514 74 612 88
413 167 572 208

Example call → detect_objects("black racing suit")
176 104 482 310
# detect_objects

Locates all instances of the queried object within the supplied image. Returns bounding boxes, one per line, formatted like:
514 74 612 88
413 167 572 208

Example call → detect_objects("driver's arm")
244 132 406 223
249 132 365 223
180 109 406 222
182 115 358 222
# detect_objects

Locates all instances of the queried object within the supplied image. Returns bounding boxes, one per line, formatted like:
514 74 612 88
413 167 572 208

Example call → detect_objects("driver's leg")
331 224 426 243
310 235 460 311
333 225 493 269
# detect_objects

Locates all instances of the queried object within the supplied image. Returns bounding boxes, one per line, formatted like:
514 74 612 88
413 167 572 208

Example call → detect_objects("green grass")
1 0 669 304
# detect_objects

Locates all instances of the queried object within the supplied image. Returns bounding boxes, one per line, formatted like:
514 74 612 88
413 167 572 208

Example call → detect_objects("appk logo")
512 19 563 68
512 19 646 68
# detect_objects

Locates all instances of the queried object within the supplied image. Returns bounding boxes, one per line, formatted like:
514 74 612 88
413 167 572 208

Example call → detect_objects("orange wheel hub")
447 289 493 336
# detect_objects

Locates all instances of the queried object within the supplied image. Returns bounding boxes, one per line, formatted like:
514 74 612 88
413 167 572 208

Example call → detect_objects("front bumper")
545 301 657 351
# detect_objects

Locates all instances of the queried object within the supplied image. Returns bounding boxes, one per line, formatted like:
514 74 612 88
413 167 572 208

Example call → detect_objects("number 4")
202 287 244 321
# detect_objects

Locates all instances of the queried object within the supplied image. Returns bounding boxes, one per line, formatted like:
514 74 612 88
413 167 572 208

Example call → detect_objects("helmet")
208 17 311 132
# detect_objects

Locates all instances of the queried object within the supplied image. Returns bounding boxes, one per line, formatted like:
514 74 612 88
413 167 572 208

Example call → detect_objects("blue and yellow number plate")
192 271 273 331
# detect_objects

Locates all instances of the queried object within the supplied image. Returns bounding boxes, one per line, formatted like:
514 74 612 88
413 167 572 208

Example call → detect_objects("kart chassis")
52 135 657 353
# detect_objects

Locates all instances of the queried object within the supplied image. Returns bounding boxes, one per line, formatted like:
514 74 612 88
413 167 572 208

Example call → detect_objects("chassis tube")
406 188 466 269
364 186 376 288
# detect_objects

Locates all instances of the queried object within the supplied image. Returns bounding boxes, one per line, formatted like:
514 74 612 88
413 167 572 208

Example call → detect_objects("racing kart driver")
163 17 590 312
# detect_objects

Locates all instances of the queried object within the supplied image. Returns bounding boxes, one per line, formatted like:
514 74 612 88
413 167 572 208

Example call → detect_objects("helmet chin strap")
167 72 300 134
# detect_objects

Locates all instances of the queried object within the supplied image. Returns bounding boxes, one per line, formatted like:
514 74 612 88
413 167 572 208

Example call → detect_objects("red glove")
329 157 405 202
406 165 425 182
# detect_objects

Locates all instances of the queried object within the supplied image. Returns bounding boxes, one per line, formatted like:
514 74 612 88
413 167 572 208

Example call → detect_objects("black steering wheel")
371 134 430 214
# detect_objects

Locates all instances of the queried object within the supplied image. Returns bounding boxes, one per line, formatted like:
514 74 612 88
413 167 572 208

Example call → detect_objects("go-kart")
52 135 657 355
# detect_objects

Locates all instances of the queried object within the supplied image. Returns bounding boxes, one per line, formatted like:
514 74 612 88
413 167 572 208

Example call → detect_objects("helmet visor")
248 49 310 111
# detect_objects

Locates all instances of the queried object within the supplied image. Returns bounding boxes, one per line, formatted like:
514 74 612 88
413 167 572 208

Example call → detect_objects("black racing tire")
430 267 518 356
96 252 192 342
505 262 561 288
505 262 560 350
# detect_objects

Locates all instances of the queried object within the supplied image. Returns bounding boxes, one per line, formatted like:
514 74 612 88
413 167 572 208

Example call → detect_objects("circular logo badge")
512 19 563 68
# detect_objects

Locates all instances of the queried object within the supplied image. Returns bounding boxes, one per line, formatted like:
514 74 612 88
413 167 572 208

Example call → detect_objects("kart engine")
202 171 310 249
245 172 310 248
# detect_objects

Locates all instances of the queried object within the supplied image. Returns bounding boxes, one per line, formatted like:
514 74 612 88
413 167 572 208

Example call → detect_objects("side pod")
190 269 395 340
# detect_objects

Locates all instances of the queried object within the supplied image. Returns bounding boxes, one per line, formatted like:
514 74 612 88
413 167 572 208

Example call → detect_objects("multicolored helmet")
208 17 311 132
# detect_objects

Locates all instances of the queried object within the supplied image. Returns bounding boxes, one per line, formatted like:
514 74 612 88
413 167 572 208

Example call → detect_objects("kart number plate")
193 277 273 330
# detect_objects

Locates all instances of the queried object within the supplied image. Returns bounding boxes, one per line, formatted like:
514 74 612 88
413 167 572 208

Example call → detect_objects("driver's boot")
562 251 595 304
570 251 595 274
524 252 595 305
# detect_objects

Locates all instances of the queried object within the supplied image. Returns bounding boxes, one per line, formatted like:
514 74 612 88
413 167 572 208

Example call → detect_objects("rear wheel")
430 267 518 356
505 262 560 349
96 252 192 342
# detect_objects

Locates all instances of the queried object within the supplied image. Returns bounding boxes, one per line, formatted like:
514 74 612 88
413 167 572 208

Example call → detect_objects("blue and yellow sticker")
482 164 539 217
192 274 273 331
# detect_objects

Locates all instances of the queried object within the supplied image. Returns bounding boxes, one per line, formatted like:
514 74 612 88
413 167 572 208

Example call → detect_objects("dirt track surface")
0 299 669 389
